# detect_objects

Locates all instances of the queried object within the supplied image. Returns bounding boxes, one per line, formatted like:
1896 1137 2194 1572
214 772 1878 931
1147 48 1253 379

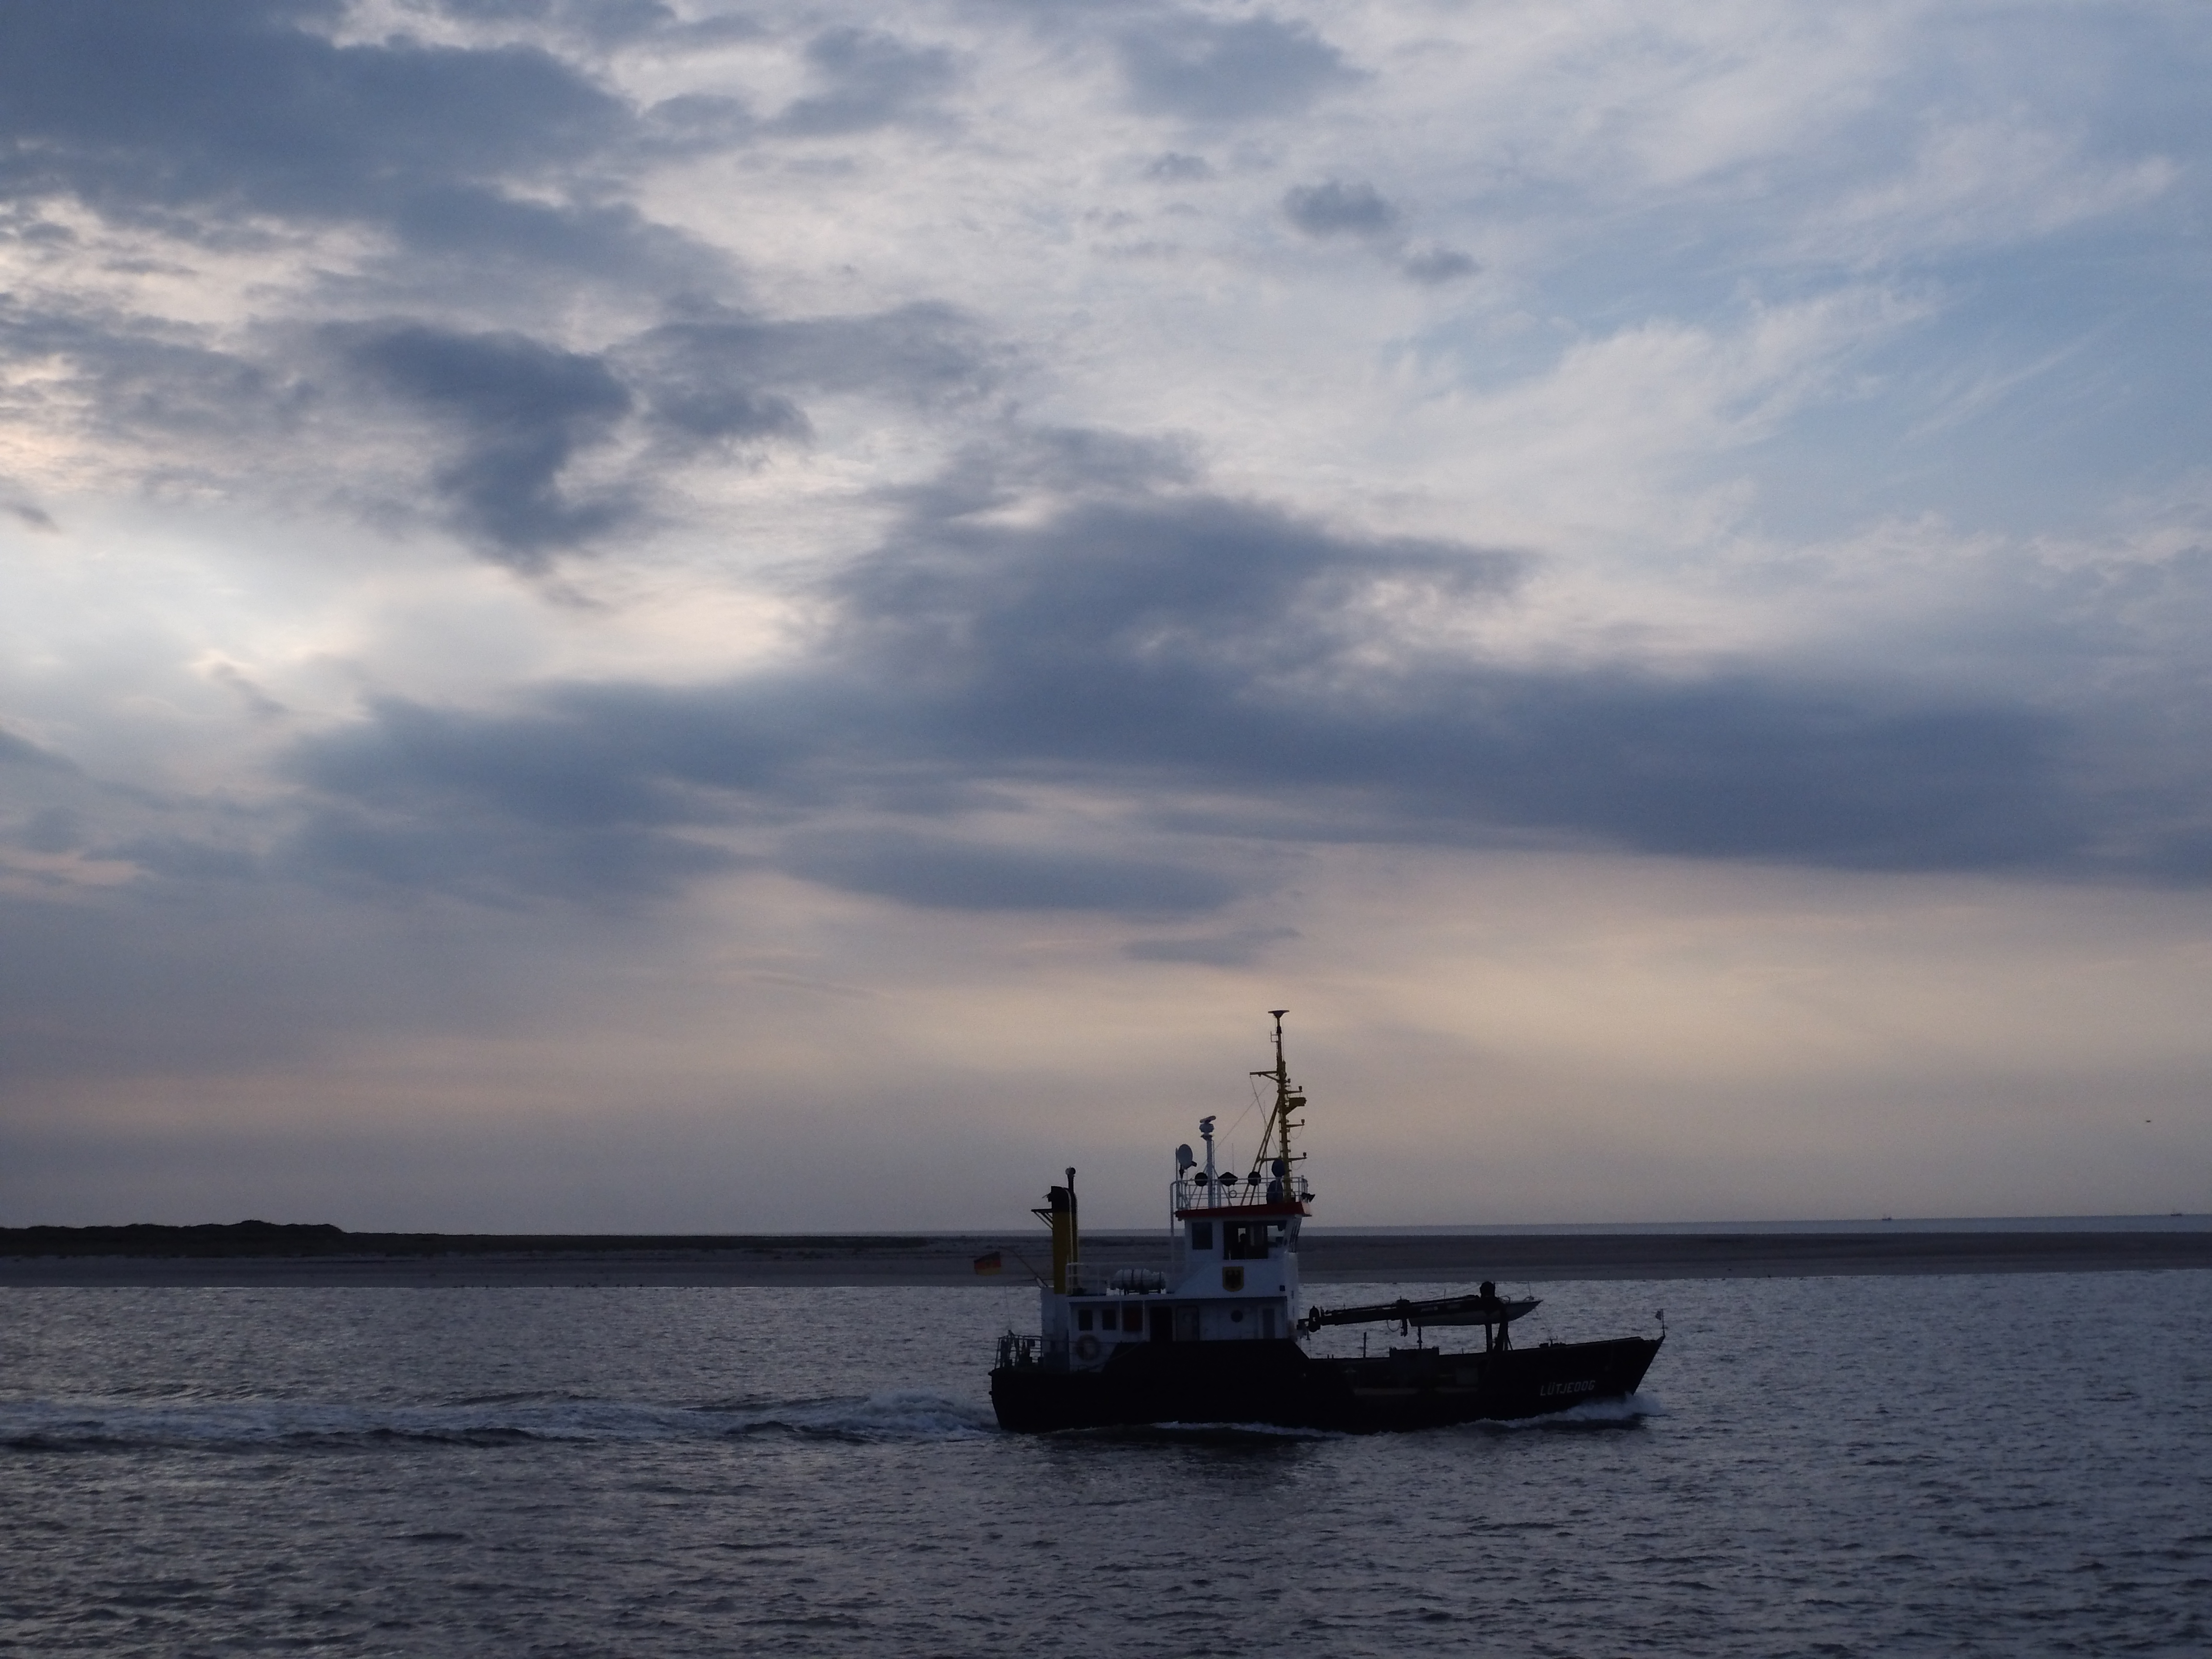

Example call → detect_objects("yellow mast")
1250 1009 1306 1194
1034 1166 1077 1293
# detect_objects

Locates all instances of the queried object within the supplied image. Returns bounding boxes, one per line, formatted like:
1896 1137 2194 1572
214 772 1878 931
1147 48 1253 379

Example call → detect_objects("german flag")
972 1250 1003 1275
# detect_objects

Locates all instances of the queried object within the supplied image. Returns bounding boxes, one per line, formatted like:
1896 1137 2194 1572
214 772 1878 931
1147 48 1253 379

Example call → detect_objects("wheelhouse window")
1225 1220 1279 1260
1076 1307 1094 1331
1189 1221 1214 1251
1122 1305 1144 1334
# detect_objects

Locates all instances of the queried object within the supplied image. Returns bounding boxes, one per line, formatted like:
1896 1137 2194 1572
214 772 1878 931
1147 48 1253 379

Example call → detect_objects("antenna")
1249 1009 1301 1196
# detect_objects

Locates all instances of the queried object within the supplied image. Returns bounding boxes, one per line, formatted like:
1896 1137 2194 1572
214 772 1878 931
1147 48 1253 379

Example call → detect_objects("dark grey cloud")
884 425 1199 526
1 286 997 570
1399 244 1479 285
283 690 791 902
385 187 711 282
771 28 962 137
292 689 804 831
0 0 636 254
1283 180 1399 239
624 301 995 437
639 92 757 152
831 493 1519 707
111 834 264 884
822 491 2118 875
1284 183 1478 286
264 451 2212 912
272 485 1519 909
0 727 76 773
1120 15 1358 120
323 299 993 561
1144 152 1213 181
0 298 301 446
0 6 1011 573
345 324 637 568
17 807 88 854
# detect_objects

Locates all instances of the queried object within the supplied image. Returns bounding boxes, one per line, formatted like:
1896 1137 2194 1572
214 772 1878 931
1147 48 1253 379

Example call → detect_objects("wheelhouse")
1015 1010 1311 1372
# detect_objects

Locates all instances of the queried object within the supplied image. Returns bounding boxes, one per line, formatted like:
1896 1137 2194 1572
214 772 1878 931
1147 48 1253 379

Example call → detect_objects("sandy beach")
4 1226 2208 1287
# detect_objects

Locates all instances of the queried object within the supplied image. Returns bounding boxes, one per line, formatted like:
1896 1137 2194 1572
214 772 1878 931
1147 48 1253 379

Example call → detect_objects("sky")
3 0 2210 1231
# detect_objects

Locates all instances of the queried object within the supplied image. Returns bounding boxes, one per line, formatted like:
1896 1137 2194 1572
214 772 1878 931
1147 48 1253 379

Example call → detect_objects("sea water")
2 1272 2207 1656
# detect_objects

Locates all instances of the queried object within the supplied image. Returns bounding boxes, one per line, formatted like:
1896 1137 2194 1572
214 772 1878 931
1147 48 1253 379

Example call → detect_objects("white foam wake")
0 1389 998 1450
1496 1390 1664 1428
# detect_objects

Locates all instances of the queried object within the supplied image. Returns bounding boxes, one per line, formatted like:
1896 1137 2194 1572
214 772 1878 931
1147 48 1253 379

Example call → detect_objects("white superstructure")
1028 1011 1311 1370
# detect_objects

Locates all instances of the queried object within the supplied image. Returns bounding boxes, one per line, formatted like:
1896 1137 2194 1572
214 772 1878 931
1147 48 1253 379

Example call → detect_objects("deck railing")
995 1331 1071 1371
1171 1171 1310 1212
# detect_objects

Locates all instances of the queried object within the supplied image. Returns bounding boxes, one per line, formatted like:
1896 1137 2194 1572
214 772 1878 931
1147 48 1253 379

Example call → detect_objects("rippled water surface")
4 1273 2208 1656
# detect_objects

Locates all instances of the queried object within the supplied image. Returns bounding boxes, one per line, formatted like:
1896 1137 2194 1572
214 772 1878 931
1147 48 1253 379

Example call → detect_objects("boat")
988 1012 1663 1432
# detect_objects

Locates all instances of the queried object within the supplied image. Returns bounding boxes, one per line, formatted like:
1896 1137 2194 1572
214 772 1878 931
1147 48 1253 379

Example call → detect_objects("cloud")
292 688 799 825
623 300 995 430
771 27 962 137
283 690 776 903
1283 181 1476 285
783 829 1242 914
1283 180 1399 239
0 299 297 448
4 0 2212 1232
1398 244 1479 285
16 807 87 854
1119 14 1357 121
315 298 998 563
344 324 637 568
385 186 712 283
0 727 76 772
0 282 999 574
264 479 1523 909
0 0 633 247
433 0 684 49
831 489 1519 702
256 443 2212 920
822 482 2109 875
1804 117 2180 261
204 661 290 721
1144 152 1213 181
1124 925 1299 965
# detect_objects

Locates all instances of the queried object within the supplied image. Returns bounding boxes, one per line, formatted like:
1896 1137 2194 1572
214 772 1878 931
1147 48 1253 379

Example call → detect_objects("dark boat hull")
990 1334 1661 1433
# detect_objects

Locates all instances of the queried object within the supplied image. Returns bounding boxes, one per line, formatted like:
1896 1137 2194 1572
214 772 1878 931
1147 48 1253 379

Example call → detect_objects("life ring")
1074 1334 1101 1362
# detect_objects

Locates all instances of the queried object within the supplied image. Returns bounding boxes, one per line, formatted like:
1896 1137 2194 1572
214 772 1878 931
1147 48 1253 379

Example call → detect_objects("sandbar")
4 1225 2208 1287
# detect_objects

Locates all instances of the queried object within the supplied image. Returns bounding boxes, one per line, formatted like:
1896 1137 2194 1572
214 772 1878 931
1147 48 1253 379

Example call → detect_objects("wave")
714 1389 998 1443
0 1389 998 1452
1064 1419 1346 1444
1044 1394 1663 1443
1489 1390 1664 1429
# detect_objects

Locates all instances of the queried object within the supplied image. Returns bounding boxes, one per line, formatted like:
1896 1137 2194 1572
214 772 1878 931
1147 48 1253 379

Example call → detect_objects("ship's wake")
1060 1419 1348 1444
0 1390 998 1451
1488 1390 1663 1429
